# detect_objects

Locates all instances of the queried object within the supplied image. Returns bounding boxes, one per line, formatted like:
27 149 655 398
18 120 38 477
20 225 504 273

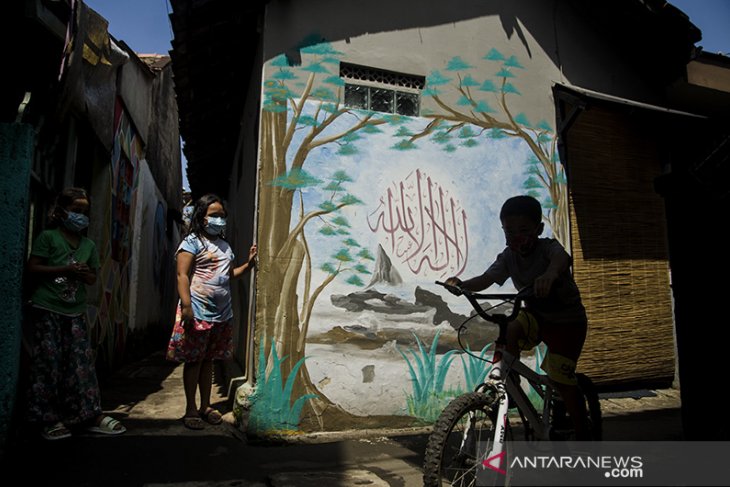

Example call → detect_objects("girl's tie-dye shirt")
177 233 234 322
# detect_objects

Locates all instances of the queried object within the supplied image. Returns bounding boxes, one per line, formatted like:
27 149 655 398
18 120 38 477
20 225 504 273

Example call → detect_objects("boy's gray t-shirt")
484 238 587 324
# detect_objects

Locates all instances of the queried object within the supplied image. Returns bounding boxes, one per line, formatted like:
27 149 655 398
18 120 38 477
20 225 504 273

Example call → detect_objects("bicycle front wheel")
423 390 510 486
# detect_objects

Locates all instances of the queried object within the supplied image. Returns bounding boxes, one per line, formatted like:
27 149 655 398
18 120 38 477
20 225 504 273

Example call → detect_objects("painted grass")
399 330 460 422
248 337 318 435
526 343 547 410
460 343 494 392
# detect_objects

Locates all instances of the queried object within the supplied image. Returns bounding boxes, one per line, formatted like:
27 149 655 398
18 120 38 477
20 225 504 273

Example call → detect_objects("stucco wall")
128 160 176 333
145 62 183 210
262 0 659 119
0 123 33 445
118 58 153 146
239 0 676 434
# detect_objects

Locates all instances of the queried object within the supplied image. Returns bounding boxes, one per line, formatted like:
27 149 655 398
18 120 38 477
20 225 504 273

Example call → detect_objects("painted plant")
399 330 460 422
248 337 317 434
461 343 494 393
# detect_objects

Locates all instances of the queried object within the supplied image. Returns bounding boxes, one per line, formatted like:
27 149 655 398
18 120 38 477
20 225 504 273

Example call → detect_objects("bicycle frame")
484 348 557 461
426 281 601 486
435 282 560 460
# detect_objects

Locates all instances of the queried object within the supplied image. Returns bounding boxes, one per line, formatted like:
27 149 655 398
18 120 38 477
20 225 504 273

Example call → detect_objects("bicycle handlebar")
434 281 532 326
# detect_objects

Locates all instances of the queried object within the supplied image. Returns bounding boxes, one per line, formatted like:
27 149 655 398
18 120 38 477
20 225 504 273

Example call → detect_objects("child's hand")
534 271 558 298
444 277 463 296
67 263 91 279
247 244 258 268
180 305 194 327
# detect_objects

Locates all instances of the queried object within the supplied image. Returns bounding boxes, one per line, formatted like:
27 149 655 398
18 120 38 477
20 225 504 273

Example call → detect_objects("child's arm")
231 244 257 280
461 273 497 292
445 273 497 293
75 266 97 285
534 247 572 298
27 256 93 283
177 251 195 323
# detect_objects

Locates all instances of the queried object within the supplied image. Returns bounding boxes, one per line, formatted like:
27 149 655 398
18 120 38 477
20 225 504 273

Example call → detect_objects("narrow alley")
2 1 730 485
3 350 683 486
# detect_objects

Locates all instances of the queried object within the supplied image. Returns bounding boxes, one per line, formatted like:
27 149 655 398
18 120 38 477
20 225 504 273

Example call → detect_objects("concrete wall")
262 0 659 117
129 160 166 331
118 57 153 145
145 61 183 210
90 96 181 370
239 0 676 434
0 123 34 447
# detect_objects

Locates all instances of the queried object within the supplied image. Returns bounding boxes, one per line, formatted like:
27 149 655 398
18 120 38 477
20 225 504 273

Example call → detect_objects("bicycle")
422 281 602 486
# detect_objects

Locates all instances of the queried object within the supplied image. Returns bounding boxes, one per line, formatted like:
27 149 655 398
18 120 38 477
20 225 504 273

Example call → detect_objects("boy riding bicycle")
445 195 590 439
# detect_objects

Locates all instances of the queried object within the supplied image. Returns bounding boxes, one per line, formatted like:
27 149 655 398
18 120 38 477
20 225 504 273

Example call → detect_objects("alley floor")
2 351 683 486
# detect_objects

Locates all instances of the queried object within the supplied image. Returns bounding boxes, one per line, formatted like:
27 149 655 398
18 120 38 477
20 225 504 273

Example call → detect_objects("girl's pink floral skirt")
166 306 233 362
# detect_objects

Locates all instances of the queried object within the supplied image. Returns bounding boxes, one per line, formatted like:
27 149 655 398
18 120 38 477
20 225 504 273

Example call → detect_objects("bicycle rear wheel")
423 390 511 486
577 373 602 440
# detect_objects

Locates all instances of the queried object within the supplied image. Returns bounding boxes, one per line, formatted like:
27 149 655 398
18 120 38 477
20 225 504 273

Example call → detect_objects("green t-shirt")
30 228 100 316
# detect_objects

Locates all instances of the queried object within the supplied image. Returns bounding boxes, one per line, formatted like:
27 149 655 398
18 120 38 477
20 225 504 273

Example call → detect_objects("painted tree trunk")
256 110 350 429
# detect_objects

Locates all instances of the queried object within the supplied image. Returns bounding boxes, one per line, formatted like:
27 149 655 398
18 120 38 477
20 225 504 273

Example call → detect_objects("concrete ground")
1 351 684 486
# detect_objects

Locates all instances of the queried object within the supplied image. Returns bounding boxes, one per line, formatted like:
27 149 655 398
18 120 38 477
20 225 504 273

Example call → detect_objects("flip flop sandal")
200 408 223 425
86 415 126 435
42 422 72 441
183 416 205 430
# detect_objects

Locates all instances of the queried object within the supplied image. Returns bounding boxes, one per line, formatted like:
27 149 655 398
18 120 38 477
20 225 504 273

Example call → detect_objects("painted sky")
283 98 535 315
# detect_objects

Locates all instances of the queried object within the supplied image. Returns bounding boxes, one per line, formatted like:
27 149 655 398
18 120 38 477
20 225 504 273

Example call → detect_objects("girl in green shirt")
25 187 125 440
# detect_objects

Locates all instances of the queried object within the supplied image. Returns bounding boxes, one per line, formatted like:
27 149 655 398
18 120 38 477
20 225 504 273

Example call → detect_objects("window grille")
340 62 424 116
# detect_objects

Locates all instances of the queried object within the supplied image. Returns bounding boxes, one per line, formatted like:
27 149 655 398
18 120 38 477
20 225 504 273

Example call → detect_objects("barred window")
340 62 424 116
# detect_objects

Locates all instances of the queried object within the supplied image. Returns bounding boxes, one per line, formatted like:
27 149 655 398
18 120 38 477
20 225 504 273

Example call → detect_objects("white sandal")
85 415 126 435
41 422 72 440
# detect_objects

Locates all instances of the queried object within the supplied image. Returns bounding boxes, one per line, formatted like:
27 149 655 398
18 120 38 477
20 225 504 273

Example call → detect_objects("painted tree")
409 50 569 244
257 43 404 428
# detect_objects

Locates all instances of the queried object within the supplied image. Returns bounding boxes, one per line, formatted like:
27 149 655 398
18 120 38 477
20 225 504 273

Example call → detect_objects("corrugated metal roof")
557 83 707 119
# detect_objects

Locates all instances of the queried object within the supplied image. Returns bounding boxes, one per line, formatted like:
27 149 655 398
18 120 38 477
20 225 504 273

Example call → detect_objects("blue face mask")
63 211 89 232
205 216 226 236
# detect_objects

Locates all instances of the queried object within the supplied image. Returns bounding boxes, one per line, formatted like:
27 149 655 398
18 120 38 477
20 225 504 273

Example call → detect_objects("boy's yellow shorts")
515 310 578 386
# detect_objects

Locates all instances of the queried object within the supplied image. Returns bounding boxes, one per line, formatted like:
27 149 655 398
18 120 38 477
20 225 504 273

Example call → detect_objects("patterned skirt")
166 305 233 362
24 307 102 425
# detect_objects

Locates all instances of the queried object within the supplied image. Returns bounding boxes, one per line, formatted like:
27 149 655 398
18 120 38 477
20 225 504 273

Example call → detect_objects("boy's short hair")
499 195 542 224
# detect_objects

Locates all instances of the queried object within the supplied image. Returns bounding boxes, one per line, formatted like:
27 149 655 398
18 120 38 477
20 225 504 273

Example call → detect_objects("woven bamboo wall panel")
567 106 675 385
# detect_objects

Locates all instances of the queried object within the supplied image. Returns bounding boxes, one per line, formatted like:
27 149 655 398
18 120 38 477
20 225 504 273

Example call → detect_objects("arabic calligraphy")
367 169 468 278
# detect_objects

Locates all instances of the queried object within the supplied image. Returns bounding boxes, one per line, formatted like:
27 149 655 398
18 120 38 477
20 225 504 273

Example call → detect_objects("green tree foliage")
411 48 569 244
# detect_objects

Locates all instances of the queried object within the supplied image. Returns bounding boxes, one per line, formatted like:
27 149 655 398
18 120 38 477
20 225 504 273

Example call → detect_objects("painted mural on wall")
252 41 567 433
87 99 141 369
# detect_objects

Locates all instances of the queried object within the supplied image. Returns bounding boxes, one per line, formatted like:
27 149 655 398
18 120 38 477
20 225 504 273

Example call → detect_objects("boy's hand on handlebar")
443 277 463 296
534 271 557 298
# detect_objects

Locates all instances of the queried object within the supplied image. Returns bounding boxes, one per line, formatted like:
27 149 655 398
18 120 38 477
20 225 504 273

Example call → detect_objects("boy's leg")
553 381 589 440
541 322 590 440
506 310 540 358
505 321 524 358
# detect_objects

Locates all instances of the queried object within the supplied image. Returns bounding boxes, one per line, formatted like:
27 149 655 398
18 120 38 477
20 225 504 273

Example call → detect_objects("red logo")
483 451 507 475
